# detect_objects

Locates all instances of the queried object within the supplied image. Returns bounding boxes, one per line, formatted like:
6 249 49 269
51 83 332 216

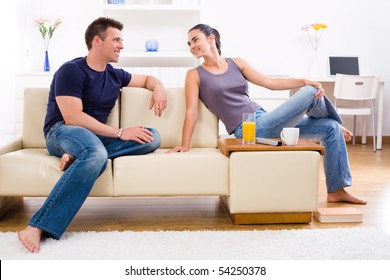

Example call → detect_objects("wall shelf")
102 0 201 67
115 51 198 67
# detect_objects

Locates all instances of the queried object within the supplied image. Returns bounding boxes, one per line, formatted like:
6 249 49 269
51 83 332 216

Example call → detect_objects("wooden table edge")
217 137 324 157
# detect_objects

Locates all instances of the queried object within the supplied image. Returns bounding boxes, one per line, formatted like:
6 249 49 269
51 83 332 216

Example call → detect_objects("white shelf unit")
114 51 196 67
103 4 200 11
102 0 201 68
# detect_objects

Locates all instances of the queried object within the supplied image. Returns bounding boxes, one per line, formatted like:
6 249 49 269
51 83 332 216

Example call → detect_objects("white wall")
202 0 390 76
16 0 101 72
0 2 17 134
7 0 390 136
200 0 390 136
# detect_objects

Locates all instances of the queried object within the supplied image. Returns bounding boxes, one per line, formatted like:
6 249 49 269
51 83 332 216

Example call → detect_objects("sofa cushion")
22 88 119 149
0 135 22 155
0 149 114 196
120 87 219 149
22 88 49 148
113 148 229 196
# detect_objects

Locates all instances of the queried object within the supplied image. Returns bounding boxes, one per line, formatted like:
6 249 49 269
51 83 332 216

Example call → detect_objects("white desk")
291 76 385 150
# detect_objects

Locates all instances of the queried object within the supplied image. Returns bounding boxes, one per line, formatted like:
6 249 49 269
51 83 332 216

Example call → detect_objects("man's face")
99 27 124 63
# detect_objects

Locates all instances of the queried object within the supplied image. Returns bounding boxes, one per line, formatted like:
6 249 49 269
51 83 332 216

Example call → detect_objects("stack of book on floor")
313 207 363 223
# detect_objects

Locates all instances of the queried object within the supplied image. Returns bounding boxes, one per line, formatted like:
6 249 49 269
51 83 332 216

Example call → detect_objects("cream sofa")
0 87 321 224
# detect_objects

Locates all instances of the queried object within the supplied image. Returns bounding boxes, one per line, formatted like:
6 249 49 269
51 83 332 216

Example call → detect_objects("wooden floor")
1 143 389 234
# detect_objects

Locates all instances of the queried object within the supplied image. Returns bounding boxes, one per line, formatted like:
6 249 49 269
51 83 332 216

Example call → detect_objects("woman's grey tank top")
196 58 261 134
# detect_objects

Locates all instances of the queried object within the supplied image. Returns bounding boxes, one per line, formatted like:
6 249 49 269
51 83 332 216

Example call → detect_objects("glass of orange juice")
242 112 256 144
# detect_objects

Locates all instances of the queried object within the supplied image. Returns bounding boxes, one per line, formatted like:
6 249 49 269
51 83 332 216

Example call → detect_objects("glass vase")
309 50 321 78
44 50 50 72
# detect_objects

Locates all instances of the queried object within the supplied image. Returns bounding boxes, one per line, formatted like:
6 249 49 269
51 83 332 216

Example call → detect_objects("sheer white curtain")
0 2 17 135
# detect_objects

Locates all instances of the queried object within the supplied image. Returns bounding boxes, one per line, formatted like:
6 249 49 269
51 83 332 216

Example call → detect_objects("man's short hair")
85 17 124 50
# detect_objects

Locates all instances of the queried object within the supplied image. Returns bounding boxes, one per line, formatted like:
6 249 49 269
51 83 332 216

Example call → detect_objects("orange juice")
242 121 256 144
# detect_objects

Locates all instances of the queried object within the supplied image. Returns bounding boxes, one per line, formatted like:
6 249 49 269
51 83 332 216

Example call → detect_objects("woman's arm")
167 68 200 153
233 58 324 98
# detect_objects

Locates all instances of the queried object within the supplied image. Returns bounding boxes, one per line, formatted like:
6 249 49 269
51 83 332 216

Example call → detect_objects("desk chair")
333 74 379 152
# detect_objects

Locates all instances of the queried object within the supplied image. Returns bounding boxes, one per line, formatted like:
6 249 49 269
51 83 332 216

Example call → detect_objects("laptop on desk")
329 56 360 75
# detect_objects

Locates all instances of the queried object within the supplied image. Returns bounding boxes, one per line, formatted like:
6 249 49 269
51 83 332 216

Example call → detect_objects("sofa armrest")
0 135 23 156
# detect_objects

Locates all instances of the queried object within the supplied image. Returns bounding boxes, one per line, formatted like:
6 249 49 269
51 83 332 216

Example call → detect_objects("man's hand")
120 126 153 144
149 86 167 117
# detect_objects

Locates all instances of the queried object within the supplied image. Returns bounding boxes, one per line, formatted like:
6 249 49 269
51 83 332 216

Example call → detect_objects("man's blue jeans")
29 122 161 239
234 86 352 193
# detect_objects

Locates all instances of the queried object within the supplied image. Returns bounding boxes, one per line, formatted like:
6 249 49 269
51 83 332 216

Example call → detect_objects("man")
18 17 167 253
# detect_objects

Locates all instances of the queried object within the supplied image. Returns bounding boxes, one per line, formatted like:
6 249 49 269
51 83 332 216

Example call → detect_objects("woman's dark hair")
85 17 124 50
189 24 221 55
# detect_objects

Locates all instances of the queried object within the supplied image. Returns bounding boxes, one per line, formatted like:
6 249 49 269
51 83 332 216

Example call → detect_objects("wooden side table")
218 138 324 157
218 138 324 225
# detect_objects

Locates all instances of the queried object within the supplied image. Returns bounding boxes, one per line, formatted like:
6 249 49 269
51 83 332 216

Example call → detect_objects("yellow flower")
312 23 327 31
301 23 327 51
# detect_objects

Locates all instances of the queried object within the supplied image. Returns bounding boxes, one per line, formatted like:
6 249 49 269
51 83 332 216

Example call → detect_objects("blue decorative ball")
145 40 159 52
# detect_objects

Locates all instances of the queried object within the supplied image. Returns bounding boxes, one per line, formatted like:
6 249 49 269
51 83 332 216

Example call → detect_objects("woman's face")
187 29 212 58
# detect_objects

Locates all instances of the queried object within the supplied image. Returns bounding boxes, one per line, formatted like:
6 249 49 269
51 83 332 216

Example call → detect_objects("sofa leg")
0 197 22 219
220 196 312 224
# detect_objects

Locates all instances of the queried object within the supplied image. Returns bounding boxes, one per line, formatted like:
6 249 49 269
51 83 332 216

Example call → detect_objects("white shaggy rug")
1 227 389 260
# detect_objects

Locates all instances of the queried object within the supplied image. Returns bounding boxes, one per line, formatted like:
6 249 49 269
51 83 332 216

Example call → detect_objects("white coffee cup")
280 127 300 145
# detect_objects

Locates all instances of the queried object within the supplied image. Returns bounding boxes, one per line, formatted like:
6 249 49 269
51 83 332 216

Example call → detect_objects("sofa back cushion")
120 87 218 148
22 88 119 148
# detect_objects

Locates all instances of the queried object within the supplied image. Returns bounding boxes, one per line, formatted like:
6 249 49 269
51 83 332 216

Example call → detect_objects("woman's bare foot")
60 153 75 171
18 226 43 253
327 188 367 204
341 126 353 141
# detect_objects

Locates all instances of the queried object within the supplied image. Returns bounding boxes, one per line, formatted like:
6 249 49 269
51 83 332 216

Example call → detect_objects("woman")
168 23 366 205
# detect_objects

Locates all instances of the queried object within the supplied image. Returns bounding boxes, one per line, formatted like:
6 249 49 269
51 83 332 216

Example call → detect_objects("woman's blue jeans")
29 122 161 240
234 86 352 193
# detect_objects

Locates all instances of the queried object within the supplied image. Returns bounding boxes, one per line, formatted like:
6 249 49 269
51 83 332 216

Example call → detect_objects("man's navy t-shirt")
43 57 131 136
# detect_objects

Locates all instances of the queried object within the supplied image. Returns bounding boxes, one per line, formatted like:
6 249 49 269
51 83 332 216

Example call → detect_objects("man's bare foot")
341 126 353 141
60 153 75 171
327 188 367 204
18 226 43 253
